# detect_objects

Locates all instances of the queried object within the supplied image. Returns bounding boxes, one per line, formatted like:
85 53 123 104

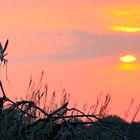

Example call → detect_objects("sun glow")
119 54 137 63
114 10 135 16
118 54 139 71
112 26 140 32
118 63 140 71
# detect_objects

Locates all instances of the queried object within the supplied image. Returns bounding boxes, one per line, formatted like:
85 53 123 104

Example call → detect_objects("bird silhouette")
0 39 8 63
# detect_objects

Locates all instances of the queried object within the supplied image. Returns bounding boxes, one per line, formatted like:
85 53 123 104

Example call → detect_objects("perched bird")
0 39 8 64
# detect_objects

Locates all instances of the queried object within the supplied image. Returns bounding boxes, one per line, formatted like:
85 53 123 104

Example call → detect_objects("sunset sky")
0 0 140 121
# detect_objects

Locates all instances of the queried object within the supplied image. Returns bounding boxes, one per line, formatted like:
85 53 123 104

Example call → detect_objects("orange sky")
0 1 140 121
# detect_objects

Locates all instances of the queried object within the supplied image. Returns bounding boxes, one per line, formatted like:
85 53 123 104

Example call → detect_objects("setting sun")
119 54 137 63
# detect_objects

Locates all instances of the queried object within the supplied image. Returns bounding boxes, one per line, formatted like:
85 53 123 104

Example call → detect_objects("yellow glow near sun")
118 63 139 71
112 26 140 32
113 10 135 16
119 54 137 63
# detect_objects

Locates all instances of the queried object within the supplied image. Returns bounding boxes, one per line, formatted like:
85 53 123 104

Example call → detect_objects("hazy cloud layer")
45 31 140 60
10 31 140 62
